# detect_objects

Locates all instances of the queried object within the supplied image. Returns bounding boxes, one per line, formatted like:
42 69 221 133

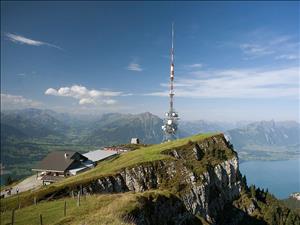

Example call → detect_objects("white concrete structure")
131 138 140 144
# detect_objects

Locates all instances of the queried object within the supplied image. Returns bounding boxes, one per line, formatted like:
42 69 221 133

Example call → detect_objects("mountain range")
1 108 299 180
225 120 300 161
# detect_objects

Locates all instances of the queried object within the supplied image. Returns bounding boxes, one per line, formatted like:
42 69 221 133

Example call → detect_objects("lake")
239 158 300 199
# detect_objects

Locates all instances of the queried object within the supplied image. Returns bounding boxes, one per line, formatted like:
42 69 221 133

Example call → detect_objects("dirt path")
1 175 43 198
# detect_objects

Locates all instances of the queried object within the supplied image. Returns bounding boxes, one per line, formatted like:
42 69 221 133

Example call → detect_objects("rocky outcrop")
74 135 242 224
125 193 201 225
181 157 241 223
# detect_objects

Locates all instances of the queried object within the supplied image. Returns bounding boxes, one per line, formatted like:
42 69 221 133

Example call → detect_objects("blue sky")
1 1 299 121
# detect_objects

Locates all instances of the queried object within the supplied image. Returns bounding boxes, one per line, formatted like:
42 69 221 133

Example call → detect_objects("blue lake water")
239 158 300 199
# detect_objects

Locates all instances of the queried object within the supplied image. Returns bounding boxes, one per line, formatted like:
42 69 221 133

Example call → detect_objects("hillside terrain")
1 109 299 182
1 133 299 225
282 196 300 215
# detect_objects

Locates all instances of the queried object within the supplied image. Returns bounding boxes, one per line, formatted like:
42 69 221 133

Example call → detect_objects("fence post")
77 192 80 207
64 200 67 216
16 188 20 209
34 196 37 205
40 214 43 225
11 209 15 225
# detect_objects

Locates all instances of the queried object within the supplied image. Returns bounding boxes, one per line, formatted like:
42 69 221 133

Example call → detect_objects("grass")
109 143 151 150
0 190 173 225
1 133 220 212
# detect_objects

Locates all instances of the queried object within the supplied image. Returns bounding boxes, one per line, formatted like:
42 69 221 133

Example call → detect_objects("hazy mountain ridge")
2 108 299 148
83 112 164 145
224 120 300 161
226 120 300 148
1 108 299 180
1 109 69 140
180 120 238 134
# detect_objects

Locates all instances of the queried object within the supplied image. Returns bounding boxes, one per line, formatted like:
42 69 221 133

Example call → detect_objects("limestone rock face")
181 157 241 223
77 135 242 224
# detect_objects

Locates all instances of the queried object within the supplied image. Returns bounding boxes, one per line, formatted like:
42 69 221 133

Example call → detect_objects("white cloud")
275 54 299 60
1 93 42 109
45 88 58 95
184 63 203 69
45 85 123 105
5 33 62 50
103 99 117 105
239 33 299 59
240 44 274 56
146 67 299 99
127 63 143 72
79 98 96 105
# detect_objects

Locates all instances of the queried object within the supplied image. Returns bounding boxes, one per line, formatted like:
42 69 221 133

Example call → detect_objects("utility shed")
131 138 140 144
83 150 117 163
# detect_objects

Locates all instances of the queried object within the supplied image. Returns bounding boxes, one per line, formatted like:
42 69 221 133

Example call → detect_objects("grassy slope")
1 133 219 212
1 190 212 225
1 191 168 225
61 132 220 185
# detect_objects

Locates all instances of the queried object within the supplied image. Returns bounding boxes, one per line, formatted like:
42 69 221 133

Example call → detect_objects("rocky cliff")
67 134 241 224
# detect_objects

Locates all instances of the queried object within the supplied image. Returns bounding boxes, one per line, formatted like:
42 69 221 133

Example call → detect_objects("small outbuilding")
131 138 140 144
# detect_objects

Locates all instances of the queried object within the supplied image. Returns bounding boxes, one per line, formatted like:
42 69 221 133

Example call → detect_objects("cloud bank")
45 85 123 105
239 33 299 60
1 93 42 109
147 67 299 99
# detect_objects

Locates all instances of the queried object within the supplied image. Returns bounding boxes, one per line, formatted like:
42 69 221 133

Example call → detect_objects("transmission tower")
162 23 179 142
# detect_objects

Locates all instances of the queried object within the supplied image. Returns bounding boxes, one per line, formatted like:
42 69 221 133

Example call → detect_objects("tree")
241 175 248 190
5 175 14 185
250 185 256 198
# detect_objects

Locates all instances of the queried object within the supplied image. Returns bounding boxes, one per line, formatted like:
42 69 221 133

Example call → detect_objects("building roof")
32 151 88 172
69 161 94 175
83 149 117 162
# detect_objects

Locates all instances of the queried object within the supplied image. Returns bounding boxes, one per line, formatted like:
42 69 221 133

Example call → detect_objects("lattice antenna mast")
162 23 179 142
170 23 175 113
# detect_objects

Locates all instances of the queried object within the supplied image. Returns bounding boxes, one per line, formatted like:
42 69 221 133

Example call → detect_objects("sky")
1 1 299 121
